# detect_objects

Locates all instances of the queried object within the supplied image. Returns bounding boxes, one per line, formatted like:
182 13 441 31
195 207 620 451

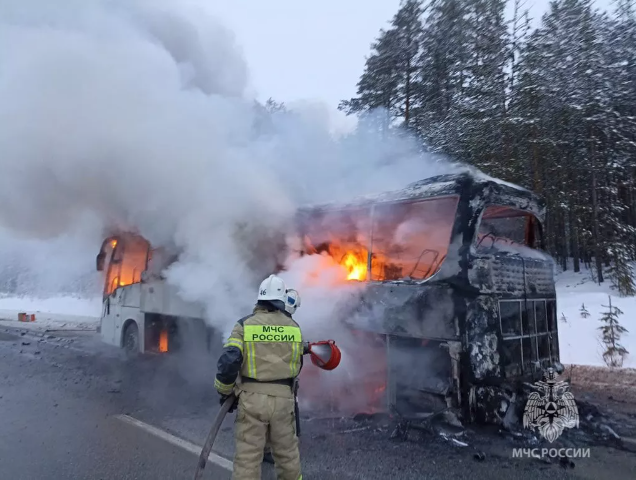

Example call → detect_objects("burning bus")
95 171 558 425
95 235 217 356
292 172 559 424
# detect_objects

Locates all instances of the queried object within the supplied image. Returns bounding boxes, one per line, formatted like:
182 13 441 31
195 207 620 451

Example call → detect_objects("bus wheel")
123 322 139 357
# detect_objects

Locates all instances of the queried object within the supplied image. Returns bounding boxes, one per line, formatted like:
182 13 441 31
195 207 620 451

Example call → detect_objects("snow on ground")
0 295 101 332
557 266 636 369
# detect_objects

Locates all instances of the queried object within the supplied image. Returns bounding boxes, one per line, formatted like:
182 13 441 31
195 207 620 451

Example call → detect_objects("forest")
339 0 636 296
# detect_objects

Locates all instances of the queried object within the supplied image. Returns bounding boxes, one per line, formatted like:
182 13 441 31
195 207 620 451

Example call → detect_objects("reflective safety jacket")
215 304 305 399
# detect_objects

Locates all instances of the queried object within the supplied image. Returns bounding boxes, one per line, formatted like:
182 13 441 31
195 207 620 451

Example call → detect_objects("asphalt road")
0 326 634 480
0 329 228 480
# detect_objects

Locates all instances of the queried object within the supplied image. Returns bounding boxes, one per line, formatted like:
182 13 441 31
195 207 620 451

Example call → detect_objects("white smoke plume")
0 0 461 377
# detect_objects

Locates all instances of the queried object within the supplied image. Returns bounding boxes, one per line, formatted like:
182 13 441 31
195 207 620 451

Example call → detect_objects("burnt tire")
123 322 140 357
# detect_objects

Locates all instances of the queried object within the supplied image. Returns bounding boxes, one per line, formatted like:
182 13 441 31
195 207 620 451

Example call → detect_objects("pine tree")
598 295 629 367
414 0 471 153
580 303 590 318
453 0 510 178
339 0 424 131
264 97 286 114
607 245 636 295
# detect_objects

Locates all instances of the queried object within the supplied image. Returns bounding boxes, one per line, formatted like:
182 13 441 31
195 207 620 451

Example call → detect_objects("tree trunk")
591 158 604 283
569 204 580 272
405 58 411 126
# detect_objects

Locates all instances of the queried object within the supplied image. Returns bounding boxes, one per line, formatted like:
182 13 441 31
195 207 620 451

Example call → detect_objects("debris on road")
473 452 485 462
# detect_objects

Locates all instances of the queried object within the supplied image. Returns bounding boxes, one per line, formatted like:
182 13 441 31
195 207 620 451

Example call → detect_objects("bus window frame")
474 205 544 252
369 195 460 282
298 194 460 284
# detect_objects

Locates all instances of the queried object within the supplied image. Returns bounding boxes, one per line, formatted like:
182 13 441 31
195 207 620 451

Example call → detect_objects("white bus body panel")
99 280 206 353
140 280 205 319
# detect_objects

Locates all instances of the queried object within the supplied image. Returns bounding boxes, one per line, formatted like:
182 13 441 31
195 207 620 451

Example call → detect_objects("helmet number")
260 289 267 296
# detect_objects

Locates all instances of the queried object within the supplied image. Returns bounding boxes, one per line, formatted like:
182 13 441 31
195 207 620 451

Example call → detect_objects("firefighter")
215 274 305 480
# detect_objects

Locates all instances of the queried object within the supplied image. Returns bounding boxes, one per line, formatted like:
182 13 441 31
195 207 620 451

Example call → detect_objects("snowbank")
0 295 101 317
557 268 636 368
0 295 101 332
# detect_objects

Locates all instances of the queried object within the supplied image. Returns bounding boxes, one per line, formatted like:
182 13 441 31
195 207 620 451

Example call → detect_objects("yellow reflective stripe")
296 342 302 374
244 325 302 342
223 338 244 354
247 340 256 377
214 378 234 394
290 341 297 377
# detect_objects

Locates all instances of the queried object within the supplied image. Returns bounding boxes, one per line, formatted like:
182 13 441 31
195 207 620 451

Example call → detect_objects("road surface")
0 326 634 480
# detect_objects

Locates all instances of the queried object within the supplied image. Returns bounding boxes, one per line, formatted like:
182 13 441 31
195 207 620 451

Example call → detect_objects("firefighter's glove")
219 394 238 413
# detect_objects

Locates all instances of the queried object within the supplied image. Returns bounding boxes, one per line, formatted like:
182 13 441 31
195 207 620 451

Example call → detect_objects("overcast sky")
206 0 611 110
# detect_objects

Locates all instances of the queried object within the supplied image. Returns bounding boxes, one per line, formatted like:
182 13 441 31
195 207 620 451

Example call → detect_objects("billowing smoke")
0 0 462 411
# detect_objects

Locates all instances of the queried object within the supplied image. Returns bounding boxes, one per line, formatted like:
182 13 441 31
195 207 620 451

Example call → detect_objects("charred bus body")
95 235 217 356
295 172 559 424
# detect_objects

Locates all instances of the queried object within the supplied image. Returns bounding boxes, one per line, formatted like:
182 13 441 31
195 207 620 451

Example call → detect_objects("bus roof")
298 171 544 220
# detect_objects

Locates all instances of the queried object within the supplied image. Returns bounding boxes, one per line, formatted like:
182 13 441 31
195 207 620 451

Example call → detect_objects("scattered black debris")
21 342 30 346
20 332 26 336
34 351 41 355
108 388 121 394
559 457 575 469
473 452 485 462
353 412 390 424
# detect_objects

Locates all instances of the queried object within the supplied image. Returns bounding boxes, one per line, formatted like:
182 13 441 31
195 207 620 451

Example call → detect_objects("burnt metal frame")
296 173 555 421
499 298 557 376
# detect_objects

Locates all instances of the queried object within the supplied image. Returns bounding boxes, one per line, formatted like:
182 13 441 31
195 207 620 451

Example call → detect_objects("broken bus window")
370 196 459 281
477 206 542 253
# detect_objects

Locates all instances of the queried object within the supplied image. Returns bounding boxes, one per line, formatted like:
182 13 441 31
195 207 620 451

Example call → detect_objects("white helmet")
257 274 287 303
285 289 301 315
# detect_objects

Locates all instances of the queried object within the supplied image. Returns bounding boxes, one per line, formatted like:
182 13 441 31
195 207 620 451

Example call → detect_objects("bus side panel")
140 280 205 319
346 283 458 340
122 283 142 308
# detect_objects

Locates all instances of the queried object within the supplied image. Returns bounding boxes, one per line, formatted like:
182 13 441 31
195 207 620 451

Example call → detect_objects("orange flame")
159 330 168 353
342 251 367 281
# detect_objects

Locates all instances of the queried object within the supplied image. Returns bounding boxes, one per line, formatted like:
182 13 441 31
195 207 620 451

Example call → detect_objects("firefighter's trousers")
232 390 302 480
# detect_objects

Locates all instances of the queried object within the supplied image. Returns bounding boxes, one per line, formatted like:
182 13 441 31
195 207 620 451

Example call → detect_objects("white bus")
95 233 219 356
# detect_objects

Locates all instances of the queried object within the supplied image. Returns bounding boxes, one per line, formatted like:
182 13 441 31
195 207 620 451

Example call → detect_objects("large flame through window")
297 196 459 283
342 251 367 280
101 234 150 296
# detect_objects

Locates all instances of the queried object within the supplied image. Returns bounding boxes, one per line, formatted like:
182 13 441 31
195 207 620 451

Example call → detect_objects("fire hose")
193 340 341 479
193 393 236 480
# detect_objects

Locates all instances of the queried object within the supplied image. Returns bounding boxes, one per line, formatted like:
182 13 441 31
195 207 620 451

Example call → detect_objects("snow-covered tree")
607 246 636 296
598 296 629 367
339 0 425 131
580 303 590 318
